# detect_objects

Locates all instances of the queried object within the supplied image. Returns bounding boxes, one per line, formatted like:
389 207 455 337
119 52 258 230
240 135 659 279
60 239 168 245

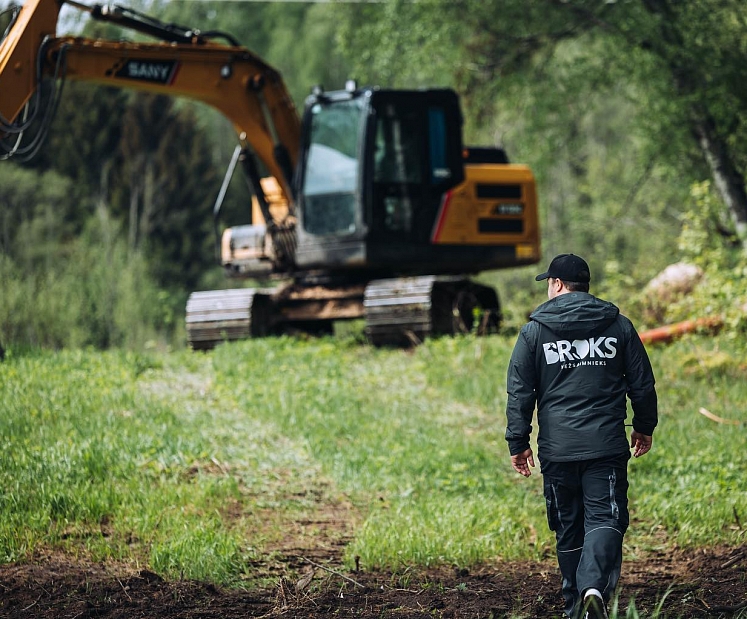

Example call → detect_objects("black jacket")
505 292 658 462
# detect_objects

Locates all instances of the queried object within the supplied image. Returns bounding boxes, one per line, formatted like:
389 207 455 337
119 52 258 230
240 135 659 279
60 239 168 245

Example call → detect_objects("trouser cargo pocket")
544 482 561 531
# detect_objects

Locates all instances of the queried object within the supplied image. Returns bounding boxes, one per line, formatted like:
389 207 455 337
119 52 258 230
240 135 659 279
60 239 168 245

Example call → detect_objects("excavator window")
300 98 365 236
374 105 422 185
368 93 463 243
297 88 464 247
373 104 422 234
372 105 453 236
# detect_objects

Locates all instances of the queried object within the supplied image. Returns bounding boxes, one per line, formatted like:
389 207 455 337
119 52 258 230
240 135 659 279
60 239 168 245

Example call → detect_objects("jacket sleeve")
622 317 658 436
505 324 538 455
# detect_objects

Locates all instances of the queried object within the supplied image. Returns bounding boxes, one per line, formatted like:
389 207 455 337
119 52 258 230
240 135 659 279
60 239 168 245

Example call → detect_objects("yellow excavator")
0 0 541 347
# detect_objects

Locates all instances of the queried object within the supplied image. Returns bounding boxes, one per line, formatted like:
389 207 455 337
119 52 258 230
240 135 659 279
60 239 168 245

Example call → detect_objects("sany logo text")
127 62 172 81
543 337 617 364
113 60 179 85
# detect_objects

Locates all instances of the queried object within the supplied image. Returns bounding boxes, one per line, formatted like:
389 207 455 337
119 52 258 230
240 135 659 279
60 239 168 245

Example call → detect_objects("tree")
0 163 74 267
103 93 220 290
630 0 747 244
28 82 129 229
159 0 352 105
338 0 747 251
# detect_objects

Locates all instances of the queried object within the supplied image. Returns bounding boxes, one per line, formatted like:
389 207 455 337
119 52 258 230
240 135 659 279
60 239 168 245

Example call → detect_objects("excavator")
0 0 541 348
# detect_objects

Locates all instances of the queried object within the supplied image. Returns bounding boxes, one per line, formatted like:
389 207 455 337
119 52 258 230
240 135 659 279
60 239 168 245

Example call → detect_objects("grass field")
1 331 745 590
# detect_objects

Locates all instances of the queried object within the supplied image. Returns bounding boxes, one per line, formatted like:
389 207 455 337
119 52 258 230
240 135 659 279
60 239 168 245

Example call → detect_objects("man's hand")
511 448 535 477
630 430 653 457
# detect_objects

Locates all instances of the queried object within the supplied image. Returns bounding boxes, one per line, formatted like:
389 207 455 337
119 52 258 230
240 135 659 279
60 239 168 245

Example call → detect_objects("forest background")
1 0 747 351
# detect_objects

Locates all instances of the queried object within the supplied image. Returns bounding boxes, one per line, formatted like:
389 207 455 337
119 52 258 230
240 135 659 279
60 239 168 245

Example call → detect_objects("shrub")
0 213 182 352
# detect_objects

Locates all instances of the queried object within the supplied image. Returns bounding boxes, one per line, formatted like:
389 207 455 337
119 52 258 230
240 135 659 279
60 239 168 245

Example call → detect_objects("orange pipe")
638 316 723 345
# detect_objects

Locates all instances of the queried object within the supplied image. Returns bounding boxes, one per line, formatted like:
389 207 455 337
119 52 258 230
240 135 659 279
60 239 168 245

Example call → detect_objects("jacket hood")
530 292 619 339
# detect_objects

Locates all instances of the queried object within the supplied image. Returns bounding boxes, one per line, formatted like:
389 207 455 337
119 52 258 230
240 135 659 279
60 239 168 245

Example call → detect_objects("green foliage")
676 182 747 322
632 336 747 551
149 515 248 582
0 163 76 260
608 589 674 619
5 55 226 290
109 93 220 290
337 0 747 274
159 1 352 105
337 1 456 89
620 181 747 334
0 345 335 581
31 82 128 192
0 212 181 350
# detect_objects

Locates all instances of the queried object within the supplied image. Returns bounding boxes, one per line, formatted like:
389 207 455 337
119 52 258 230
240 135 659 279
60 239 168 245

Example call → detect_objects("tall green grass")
1 332 745 585
0 348 310 582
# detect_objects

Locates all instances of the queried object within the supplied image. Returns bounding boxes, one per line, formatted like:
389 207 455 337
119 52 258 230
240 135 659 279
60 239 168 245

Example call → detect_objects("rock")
642 262 704 323
644 262 704 301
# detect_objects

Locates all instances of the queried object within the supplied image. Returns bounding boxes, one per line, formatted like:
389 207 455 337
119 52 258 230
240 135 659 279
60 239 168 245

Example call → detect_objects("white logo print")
572 339 590 359
543 337 617 366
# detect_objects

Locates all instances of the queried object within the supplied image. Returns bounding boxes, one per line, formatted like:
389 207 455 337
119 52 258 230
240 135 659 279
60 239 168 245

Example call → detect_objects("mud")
1 545 745 618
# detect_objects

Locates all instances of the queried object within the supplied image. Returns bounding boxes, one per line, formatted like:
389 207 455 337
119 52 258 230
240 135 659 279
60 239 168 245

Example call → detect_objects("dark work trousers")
540 453 630 618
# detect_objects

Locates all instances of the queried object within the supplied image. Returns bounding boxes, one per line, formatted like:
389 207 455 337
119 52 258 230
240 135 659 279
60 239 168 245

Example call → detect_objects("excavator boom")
42 37 299 194
0 0 300 200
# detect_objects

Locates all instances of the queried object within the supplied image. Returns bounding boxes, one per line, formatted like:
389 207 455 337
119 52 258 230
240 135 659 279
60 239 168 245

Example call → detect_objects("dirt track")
1 545 745 618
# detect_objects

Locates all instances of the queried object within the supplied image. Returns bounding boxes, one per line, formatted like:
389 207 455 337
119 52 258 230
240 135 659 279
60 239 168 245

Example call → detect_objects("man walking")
505 254 658 619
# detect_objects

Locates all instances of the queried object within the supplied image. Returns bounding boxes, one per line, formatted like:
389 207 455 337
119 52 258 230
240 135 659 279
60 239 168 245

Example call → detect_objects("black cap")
535 254 591 283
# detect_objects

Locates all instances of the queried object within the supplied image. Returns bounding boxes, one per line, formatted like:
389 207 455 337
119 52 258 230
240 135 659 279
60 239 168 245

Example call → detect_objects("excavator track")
363 276 500 347
187 277 500 350
186 288 272 350
186 282 367 349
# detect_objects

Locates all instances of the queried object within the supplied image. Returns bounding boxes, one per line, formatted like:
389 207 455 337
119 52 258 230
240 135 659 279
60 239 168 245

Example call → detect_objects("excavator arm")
0 0 301 203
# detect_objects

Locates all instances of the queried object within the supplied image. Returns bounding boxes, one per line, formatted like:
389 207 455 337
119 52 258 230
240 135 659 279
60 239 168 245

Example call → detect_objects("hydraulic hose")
0 38 69 161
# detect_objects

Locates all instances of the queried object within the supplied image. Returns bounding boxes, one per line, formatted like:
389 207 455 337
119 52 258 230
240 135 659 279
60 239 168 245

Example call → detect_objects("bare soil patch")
1 544 745 618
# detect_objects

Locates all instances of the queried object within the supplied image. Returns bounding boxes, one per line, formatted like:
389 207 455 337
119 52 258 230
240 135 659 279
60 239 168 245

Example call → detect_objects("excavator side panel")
430 163 540 263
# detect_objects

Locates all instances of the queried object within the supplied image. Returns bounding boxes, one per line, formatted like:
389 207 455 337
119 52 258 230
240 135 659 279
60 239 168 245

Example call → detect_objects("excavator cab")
294 86 466 274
